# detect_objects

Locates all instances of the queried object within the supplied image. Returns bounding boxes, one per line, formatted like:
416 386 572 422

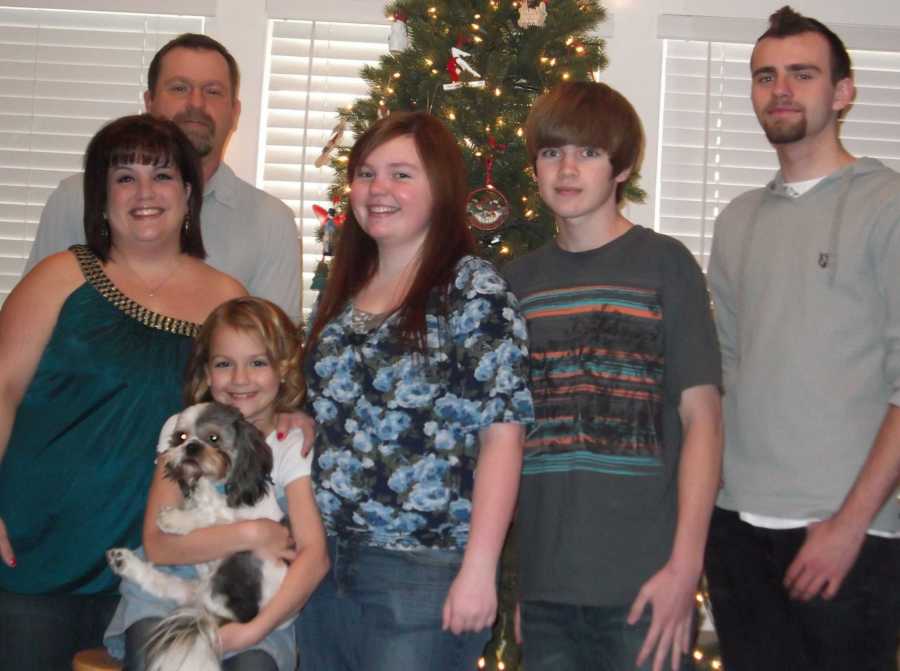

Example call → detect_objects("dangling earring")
183 212 190 234
101 211 109 238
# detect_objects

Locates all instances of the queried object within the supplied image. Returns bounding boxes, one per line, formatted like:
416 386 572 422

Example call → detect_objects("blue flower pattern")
306 257 534 550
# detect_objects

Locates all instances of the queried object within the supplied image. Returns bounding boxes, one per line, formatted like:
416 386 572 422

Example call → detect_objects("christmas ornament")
443 46 485 90
389 10 409 53
466 186 509 231
518 0 548 28
312 202 345 257
314 118 346 168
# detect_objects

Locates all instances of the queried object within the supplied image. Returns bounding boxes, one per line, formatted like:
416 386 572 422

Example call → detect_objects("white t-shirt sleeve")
156 414 180 454
268 428 312 487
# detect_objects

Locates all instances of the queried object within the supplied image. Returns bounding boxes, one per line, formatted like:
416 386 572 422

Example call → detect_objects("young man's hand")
628 561 698 671
783 515 866 601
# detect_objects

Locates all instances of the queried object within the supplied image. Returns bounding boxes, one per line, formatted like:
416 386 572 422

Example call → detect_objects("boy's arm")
785 204 900 600
628 383 723 671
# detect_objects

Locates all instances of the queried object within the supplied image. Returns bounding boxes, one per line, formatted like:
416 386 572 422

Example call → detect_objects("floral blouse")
306 256 534 551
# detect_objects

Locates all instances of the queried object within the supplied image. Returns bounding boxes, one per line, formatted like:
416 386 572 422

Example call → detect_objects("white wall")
17 0 900 229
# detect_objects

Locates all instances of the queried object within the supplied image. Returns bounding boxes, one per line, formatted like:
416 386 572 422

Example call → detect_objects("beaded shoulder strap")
71 245 200 337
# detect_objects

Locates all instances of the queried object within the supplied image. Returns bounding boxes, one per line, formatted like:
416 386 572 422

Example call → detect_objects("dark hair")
525 81 643 204
147 33 240 99
186 297 304 412
305 111 475 355
83 114 205 261
758 6 852 84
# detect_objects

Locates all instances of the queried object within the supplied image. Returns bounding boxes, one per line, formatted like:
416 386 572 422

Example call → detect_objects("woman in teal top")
0 114 245 671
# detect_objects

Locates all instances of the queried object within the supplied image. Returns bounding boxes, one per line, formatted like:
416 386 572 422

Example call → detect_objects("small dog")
107 402 287 671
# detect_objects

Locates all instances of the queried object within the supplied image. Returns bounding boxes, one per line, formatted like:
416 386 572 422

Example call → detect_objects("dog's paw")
106 548 141 579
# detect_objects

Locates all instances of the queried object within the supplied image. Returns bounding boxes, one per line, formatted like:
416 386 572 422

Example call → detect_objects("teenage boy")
504 81 722 671
705 7 900 670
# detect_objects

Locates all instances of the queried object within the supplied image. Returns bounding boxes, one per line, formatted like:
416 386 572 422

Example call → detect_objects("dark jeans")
0 589 118 671
520 600 691 671
295 539 490 671
124 617 277 671
705 506 900 671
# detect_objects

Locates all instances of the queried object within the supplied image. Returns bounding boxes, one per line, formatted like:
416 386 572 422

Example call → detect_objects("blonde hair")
185 297 304 412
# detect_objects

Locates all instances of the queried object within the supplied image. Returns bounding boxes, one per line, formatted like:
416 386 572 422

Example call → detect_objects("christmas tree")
316 0 643 275
315 2 644 668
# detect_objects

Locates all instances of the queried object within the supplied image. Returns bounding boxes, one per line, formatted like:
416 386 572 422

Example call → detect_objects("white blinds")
0 6 204 303
259 19 389 315
656 40 900 270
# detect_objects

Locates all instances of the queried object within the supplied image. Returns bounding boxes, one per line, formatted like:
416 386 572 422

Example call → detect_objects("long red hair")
305 111 474 356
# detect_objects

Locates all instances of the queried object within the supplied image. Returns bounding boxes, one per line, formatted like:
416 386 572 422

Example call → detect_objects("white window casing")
259 18 389 315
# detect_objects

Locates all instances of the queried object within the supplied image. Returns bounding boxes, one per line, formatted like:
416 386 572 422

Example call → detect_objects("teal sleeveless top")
0 246 199 595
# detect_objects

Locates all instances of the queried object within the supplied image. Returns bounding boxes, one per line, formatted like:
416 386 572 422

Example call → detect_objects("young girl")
105 296 328 671
297 111 534 670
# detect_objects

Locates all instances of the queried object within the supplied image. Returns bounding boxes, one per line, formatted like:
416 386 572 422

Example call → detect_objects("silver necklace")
116 255 184 297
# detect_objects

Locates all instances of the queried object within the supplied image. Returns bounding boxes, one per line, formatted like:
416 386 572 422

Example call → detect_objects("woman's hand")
441 562 497 635
241 519 296 562
218 620 265 654
0 517 14 567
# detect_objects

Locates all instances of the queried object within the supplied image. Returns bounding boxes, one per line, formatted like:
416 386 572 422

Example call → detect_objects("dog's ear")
225 417 274 507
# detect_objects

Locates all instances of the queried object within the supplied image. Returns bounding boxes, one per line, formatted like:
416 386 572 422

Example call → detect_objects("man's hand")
783 516 866 601
441 564 497 635
274 411 316 456
627 562 697 671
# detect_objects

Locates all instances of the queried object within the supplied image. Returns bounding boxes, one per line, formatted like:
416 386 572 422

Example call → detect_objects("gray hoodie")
708 157 900 533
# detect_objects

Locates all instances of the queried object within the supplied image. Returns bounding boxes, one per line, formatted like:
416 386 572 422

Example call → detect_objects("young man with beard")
705 7 900 670
25 34 301 320
505 82 722 671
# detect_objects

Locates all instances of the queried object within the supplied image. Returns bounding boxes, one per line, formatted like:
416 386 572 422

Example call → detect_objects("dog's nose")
185 442 204 458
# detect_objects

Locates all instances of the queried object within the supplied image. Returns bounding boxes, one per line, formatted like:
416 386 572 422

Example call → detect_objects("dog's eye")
208 433 219 443
177 432 188 442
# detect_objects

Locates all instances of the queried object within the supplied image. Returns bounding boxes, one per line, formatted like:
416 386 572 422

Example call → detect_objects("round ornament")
466 186 510 231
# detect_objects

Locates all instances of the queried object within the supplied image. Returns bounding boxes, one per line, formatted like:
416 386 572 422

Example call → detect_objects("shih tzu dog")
107 402 287 671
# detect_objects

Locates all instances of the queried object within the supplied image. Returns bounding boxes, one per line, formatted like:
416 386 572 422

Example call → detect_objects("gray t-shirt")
504 225 721 606
26 164 301 322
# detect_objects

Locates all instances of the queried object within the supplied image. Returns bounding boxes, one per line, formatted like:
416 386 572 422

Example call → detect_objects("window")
259 19 389 315
656 18 900 269
0 6 205 304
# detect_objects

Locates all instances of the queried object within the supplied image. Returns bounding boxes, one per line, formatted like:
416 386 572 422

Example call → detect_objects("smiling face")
535 144 631 229
205 326 281 435
750 32 853 146
144 47 240 165
105 161 190 250
349 134 434 254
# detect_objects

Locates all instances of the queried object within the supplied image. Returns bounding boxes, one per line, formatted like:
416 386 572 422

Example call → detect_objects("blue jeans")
521 600 691 671
0 590 119 671
295 538 490 671
705 507 900 671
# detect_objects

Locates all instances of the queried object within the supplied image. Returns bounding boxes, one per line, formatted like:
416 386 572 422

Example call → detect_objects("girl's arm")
442 422 524 635
142 462 294 565
218 476 330 652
